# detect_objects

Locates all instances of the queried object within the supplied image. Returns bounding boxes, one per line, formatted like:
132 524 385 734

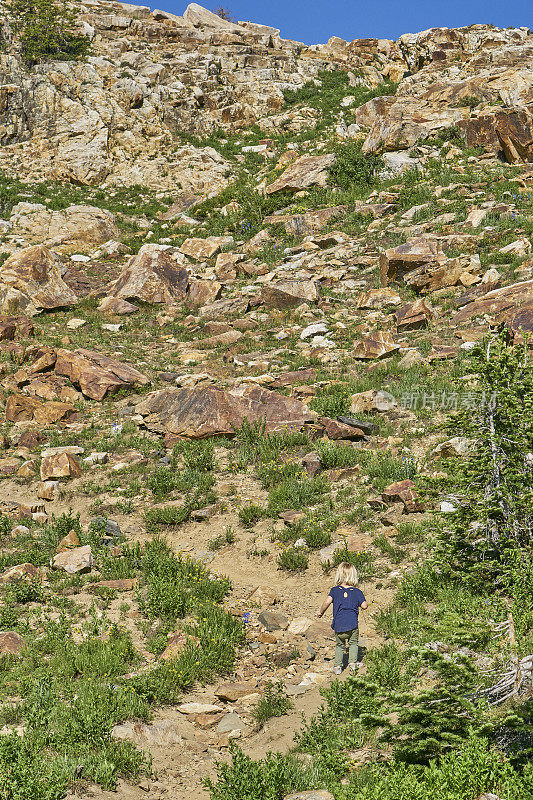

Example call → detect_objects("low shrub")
253 682 292 728
267 476 328 516
277 547 308 572
329 140 383 190
238 503 264 528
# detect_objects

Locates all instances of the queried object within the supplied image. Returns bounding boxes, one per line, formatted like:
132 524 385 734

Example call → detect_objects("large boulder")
179 236 233 260
135 384 314 438
40 452 82 481
10 204 119 248
396 299 437 330
265 154 335 194
105 244 189 304
458 108 533 163
453 279 533 332
261 280 319 309
0 631 25 655
54 348 149 400
183 2 243 30
380 236 445 286
353 331 400 360
5 394 75 424
0 246 77 315
263 205 346 236
0 563 40 584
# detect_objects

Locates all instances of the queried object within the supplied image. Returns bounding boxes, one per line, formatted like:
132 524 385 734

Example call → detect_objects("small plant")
209 526 237 551
238 503 264 528
373 533 406 563
315 440 359 469
277 547 308 572
253 682 292 728
267 476 328 516
329 544 374 579
302 524 331 550
6 580 44 604
147 466 177 499
328 140 383 190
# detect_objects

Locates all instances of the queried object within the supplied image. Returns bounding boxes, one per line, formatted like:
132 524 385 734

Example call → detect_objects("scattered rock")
40 452 82 481
180 236 232 260
0 246 77 315
88 579 136 592
265 154 335 194
350 389 396 413
0 563 40 584
287 618 313 635
0 631 25 655
248 587 279 605
353 331 400 360
431 437 474 458
216 712 246 734
105 244 189 304
396 299 437 331
215 682 258 702
380 236 445 286
357 287 402 309
52 545 92 574
5 394 75 424
54 348 149 400
178 702 223 715
112 720 183 746
261 280 319 309
10 204 119 248
258 610 289 631
56 530 82 552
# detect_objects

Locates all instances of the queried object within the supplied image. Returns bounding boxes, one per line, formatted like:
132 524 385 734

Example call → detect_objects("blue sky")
158 0 532 44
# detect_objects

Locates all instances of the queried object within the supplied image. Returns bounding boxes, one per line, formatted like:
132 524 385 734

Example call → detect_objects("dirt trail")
2 479 397 800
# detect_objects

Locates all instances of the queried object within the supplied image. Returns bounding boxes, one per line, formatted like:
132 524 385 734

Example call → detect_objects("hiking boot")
348 662 358 673
333 665 342 675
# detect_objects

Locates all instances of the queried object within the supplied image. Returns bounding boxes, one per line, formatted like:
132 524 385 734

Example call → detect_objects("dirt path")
2 477 398 800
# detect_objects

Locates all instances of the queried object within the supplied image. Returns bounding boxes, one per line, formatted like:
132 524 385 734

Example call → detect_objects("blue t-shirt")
328 585 366 632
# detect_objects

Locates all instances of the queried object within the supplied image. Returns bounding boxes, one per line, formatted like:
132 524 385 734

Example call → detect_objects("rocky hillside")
0 3 532 190
0 4 530 800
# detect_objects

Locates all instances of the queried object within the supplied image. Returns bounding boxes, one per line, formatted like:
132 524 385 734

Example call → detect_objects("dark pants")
334 628 359 667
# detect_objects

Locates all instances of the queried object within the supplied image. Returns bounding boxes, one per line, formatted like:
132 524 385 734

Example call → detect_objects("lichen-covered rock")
54 348 149 400
136 384 314 438
10 204 119 249
0 246 77 315
105 244 189 305
40 452 82 481
5 394 75 424
261 280 319 309
265 154 335 194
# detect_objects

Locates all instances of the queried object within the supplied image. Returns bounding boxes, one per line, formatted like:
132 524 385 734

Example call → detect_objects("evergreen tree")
7 0 90 64
435 332 533 590
381 650 481 764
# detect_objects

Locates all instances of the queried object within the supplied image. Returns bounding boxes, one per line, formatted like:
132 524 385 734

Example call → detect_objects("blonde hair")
334 562 358 587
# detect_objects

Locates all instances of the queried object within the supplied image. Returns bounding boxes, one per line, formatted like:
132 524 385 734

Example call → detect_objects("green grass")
267 476 329 515
277 547 308 572
253 682 293 728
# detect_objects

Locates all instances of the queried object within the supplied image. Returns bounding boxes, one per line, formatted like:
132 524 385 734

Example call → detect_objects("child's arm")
360 600 368 610
317 596 333 618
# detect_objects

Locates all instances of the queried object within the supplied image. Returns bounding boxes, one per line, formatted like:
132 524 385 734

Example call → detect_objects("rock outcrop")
135 384 314 438
0 246 77 314
0 6 531 193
